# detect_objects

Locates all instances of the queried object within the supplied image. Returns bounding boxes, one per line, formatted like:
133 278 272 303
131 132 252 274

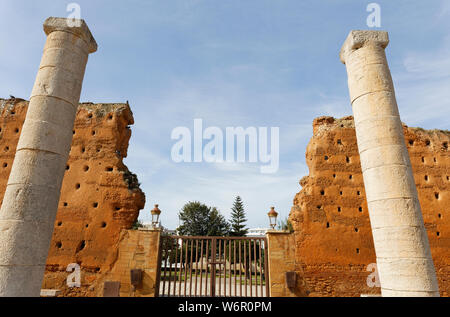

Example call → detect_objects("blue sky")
0 1 449 230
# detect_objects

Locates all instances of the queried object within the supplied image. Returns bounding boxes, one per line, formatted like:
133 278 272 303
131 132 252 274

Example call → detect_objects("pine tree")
230 196 248 236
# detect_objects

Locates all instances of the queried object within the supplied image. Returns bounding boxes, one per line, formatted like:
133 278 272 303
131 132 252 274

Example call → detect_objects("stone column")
0 17 97 297
340 30 439 297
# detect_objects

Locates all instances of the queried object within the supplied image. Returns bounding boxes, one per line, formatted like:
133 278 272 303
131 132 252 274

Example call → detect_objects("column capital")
339 30 389 64
43 17 97 53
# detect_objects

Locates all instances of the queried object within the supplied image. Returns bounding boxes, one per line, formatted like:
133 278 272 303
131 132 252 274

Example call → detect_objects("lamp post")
151 204 161 228
267 206 278 230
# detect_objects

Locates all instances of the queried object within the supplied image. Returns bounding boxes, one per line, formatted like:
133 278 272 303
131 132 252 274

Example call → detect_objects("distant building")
164 229 177 236
141 222 155 229
246 228 270 237
141 223 176 235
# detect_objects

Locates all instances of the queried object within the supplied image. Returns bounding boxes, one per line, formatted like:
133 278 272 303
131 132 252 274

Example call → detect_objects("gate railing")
157 236 269 297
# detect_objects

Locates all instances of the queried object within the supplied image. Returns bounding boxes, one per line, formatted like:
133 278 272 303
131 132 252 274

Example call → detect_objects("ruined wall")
0 98 145 296
267 231 307 297
289 116 450 297
104 229 161 297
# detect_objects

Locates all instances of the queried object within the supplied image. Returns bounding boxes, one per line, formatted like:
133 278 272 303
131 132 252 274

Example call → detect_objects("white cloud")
402 44 450 80
393 36 450 129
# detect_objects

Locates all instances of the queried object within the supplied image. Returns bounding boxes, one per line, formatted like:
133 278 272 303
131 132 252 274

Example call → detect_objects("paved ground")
159 276 267 297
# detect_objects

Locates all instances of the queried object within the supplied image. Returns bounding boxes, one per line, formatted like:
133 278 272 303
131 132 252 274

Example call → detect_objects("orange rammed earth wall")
105 229 161 297
0 98 145 296
289 116 450 297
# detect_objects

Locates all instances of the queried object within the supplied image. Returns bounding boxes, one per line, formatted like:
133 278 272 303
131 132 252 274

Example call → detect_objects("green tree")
229 196 248 236
160 228 180 265
208 207 231 236
177 201 230 236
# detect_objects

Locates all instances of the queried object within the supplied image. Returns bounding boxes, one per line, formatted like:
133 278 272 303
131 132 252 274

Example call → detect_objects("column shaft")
340 31 439 297
0 17 97 297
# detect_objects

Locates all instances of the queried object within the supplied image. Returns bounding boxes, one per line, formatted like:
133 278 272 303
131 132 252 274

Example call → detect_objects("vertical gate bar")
244 240 247 297
167 237 173 297
225 240 228 296
195 239 199 296
223 239 226 296
222 240 225 296
220 239 222 297
264 238 269 297
222 239 225 296
218 239 222 296
248 240 253 297
205 239 211 296
228 240 231 296
184 239 189 296
259 239 263 296
233 240 237 297
178 239 184 296
225 240 231 296
210 238 216 297
205 239 209 296
173 238 178 297
254 239 258 297
189 239 194 296
161 236 169 296
165 237 171 296
224 239 227 296
223 240 226 297
219 239 222 296
167 237 172 297
224 240 227 296
200 239 204 296
239 240 243 296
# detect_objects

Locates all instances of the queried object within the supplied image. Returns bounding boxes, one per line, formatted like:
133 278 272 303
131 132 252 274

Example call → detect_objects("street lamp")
267 206 278 230
151 204 161 228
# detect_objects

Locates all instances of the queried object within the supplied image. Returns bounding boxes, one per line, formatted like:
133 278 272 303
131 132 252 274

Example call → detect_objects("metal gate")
156 236 269 297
